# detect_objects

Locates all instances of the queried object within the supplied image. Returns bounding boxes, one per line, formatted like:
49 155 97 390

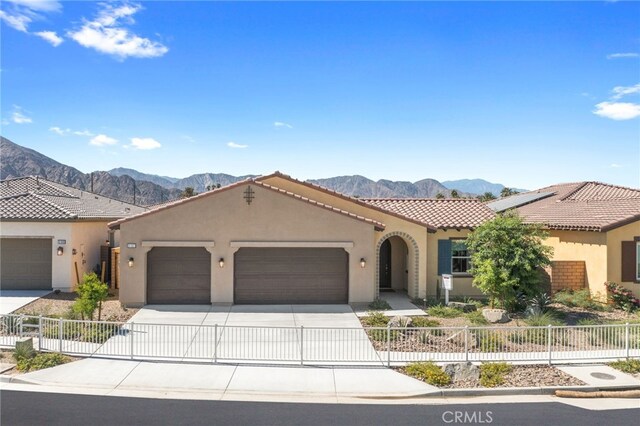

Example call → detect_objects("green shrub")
16 352 68 372
479 362 512 387
411 317 441 328
608 359 640 374
605 282 640 312
72 273 109 320
479 332 507 352
367 328 400 342
13 344 35 362
466 311 489 325
576 318 601 326
524 312 564 327
553 289 606 311
361 311 389 327
427 305 463 318
404 362 451 386
368 298 391 311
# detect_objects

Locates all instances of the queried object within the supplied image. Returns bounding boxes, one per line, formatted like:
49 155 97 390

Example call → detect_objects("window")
451 240 471 274
636 241 640 281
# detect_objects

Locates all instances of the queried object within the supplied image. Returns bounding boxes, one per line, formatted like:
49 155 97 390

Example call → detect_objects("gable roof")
362 198 496 230
1 176 147 221
256 171 437 232
108 178 386 231
488 181 640 232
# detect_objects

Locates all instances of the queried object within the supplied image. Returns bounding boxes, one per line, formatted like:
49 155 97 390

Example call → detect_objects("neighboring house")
0 176 147 291
109 172 495 307
488 182 640 298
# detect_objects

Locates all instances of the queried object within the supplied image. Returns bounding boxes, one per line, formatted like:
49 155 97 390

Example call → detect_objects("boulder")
447 302 477 312
443 362 480 382
482 308 510 324
446 330 478 348
388 316 413 328
15 337 34 358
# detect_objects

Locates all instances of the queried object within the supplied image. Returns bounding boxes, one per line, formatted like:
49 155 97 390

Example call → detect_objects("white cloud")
0 10 31 32
0 1 61 33
90 134 118 146
11 106 32 124
35 30 62 46
68 2 168 60
49 126 67 135
130 137 161 150
49 127 94 136
611 83 640 100
593 102 640 120
610 163 623 168
273 121 293 129
227 142 248 149
7 1 61 13
73 129 93 136
607 53 639 59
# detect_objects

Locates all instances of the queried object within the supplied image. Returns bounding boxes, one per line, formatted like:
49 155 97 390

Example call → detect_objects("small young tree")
72 273 109 320
466 211 553 310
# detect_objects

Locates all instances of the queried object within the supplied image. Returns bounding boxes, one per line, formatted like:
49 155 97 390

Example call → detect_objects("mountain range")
0 137 522 206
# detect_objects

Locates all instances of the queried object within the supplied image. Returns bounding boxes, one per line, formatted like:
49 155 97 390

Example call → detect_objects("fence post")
38 315 42 351
214 324 218 364
386 324 391 368
625 323 630 360
130 322 135 360
19 314 24 337
58 318 63 354
547 325 552 365
464 326 469 363
300 326 304 366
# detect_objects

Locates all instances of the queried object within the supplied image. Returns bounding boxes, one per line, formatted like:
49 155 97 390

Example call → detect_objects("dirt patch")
14 290 137 323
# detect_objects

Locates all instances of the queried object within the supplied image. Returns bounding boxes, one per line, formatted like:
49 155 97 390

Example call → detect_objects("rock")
443 362 480 382
447 302 477 312
15 337 34 357
446 329 478 348
525 305 542 317
388 316 413 328
482 308 510 323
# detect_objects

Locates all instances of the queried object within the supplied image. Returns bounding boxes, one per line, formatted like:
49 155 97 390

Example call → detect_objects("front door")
379 239 392 290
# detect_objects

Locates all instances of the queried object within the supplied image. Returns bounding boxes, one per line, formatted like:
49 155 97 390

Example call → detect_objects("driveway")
96 305 381 365
0 290 51 314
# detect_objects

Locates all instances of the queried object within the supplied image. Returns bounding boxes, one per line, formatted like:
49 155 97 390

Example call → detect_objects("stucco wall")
117 183 377 306
427 229 483 298
544 230 607 298
606 220 640 298
260 176 429 298
0 221 108 291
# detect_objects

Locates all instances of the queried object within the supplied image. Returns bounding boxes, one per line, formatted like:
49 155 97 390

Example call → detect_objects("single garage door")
146 247 211 304
0 238 52 290
234 248 348 304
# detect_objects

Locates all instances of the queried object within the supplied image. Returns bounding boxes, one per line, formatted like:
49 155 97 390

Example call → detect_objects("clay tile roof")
491 181 640 232
1 176 147 221
361 198 496 229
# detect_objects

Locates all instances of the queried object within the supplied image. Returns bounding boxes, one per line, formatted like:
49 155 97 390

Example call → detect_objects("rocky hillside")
443 178 527 196
308 176 466 198
1 137 181 206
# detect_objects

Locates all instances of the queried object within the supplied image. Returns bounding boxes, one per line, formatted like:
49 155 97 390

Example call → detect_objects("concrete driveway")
0 290 51 314
97 305 380 364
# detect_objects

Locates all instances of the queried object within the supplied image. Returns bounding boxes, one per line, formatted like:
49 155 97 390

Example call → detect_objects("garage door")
0 238 52 290
146 247 211 304
234 248 348 304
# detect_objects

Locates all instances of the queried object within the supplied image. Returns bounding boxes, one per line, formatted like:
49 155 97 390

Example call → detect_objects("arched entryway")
375 232 419 298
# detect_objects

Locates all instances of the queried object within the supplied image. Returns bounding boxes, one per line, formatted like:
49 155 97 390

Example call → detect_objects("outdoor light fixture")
57 246 64 256
128 257 134 268
219 258 225 268
360 258 366 268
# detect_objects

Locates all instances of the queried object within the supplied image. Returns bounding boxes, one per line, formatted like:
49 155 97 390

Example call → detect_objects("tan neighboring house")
0 176 146 291
109 172 494 307
488 182 640 299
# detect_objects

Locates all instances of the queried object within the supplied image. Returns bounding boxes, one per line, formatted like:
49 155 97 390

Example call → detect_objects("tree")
500 187 518 198
466 211 553 310
181 187 197 198
72 273 109 320
478 192 497 202
450 189 460 198
435 192 445 199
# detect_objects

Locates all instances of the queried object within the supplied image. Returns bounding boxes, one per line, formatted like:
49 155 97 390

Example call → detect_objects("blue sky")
1 1 639 189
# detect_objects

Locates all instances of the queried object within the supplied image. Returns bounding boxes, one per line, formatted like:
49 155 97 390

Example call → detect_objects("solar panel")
487 191 555 212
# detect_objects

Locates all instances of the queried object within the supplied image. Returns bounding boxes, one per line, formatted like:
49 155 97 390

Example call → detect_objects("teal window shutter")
437 239 452 275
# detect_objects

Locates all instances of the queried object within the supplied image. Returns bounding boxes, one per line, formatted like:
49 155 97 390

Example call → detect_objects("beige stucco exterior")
117 183 378 307
0 220 111 291
606 221 640 298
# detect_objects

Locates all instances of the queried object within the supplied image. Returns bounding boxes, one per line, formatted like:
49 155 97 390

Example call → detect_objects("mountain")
442 178 527 196
1 137 181 206
307 176 464 198
172 173 257 192
109 167 179 187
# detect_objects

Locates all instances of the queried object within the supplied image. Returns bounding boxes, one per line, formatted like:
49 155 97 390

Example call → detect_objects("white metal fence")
1 314 638 366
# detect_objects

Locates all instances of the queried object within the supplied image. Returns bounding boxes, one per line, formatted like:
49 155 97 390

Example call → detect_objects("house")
0 176 147 291
488 182 640 298
109 172 495 307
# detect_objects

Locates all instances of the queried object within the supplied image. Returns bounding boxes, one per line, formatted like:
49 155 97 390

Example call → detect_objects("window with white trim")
636 241 640 281
451 240 471 274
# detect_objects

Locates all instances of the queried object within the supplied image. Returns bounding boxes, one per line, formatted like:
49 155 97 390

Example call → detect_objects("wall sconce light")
219 258 225 268
360 258 366 268
128 257 134 268
72 248 77 255
57 246 64 256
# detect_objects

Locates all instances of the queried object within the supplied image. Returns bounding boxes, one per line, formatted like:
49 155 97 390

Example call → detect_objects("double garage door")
146 247 348 304
0 238 52 290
